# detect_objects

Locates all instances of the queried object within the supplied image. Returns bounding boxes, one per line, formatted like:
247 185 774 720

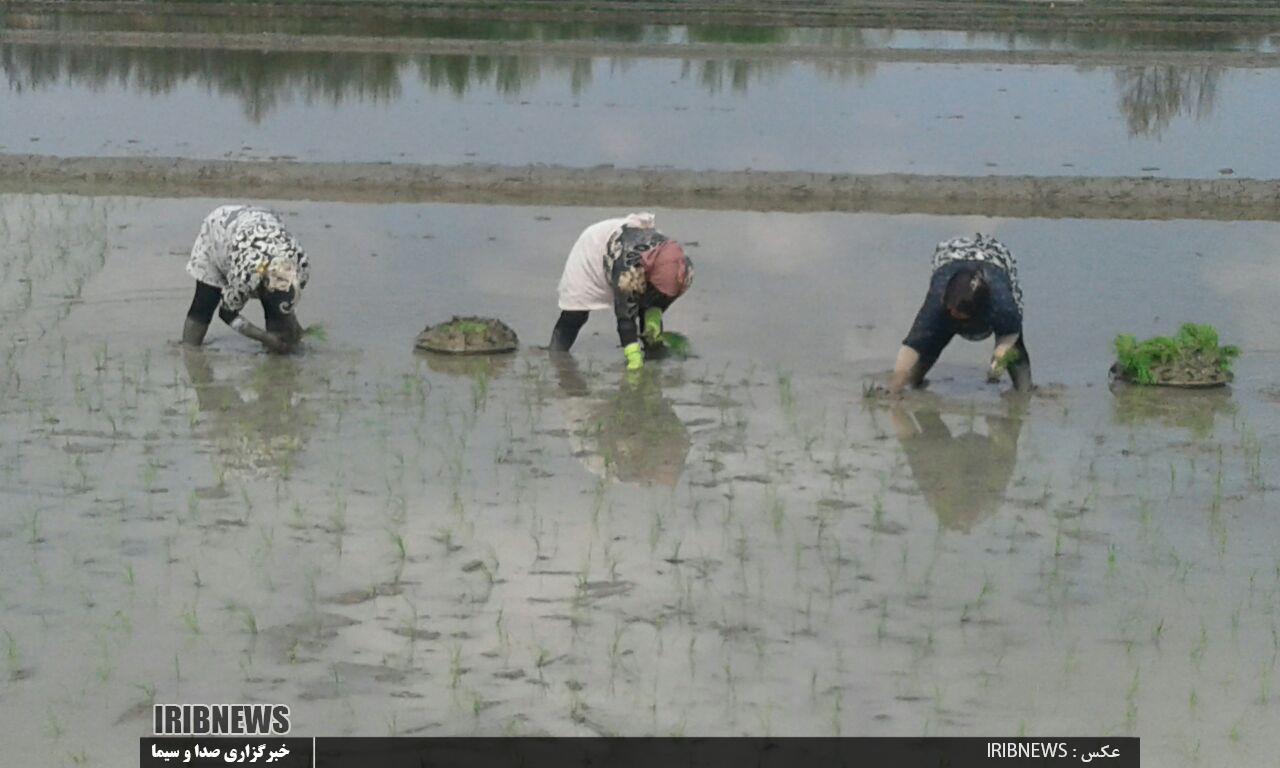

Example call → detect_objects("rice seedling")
449 644 464 689
95 643 114 684
3 629 19 679
389 530 407 565
45 707 64 740
1122 667 1140 730
767 491 785 536
1113 324 1240 386
328 664 345 698
535 646 552 681
132 682 157 711
1190 622 1208 667
181 606 201 636
25 509 40 546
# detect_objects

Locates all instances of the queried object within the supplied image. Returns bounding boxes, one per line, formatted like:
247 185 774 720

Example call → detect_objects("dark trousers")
549 310 589 351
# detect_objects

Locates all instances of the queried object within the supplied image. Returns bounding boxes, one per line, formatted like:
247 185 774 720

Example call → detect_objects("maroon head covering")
640 240 691 299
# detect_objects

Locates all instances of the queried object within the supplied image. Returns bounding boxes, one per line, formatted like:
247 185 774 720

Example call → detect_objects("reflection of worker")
182 348 314 478
181 205 309 354
1110 382 1235 439
551 353 691 486
889 234 1031 393
890 402 1023 532
549 213 693 370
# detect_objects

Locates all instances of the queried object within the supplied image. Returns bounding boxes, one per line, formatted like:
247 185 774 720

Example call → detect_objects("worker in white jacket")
549 213 694 370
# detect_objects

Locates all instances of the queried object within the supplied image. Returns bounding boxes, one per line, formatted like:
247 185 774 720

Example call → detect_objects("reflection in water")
1109 381 1235 438
3 14 807 45
0 42 869 120
1 44 405 121
182 349 317 479
417 53 598 98
1015 28 1271 54
890 399 1024 532
552 353 690 486
1 24 1261 130
415 348 515 379
1114 65 1222 137
0 42 1228 134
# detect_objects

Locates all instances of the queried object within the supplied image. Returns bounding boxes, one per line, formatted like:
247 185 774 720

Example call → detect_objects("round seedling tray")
1108 361 1232 389
414 316 518 355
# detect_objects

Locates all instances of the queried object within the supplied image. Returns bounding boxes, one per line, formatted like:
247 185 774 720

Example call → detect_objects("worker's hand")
267 314 304 346
261 332 291 355
988 346 1020 382
623 342 645 371
642 308 664 346
864 381 906 401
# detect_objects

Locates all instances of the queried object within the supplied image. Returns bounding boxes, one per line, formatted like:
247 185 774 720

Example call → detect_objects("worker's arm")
889 345 941 394
1007 336 1032 392
987 333 1021 381
262 290 304 348
611 264 644 369
642 307 664 347
891 277 953 394
217 302 289 353
987 271 1031 391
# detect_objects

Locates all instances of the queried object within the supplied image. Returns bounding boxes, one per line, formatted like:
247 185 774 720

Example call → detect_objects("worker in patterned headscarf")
889 233 1032 393
550 213 694 370
181 204 310 353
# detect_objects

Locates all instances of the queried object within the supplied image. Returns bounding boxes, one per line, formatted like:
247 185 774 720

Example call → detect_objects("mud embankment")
5 29 1280 68
8 0 1280 33
3 153 1279 220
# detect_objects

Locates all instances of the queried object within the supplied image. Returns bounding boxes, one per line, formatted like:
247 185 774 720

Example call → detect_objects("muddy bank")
10 0 1280 33
3 153 1280 220
6 29 1280 68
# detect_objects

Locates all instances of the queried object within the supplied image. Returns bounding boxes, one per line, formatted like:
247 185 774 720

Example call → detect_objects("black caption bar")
143 737 1138 767
142 738 313 766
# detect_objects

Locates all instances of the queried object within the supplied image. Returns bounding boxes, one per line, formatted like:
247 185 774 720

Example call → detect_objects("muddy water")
2 192 1278 766
1 43 1276 177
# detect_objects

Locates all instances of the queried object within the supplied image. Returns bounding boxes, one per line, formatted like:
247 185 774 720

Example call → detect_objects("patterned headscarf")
230 220 309 307
640 240 693 299
931 233 1022 314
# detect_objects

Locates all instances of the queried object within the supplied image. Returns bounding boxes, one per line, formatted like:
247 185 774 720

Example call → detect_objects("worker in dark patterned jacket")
889 234 1032 393
550 213 694 370
181 205 309 353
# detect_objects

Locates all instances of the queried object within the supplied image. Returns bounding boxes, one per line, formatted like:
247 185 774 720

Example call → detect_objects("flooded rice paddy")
2 193 1279 766
5 4 1280 765
0 42 1278 177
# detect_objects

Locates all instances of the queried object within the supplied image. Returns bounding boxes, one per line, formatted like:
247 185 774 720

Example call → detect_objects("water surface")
0 43 1273 176
2 193 1278 766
